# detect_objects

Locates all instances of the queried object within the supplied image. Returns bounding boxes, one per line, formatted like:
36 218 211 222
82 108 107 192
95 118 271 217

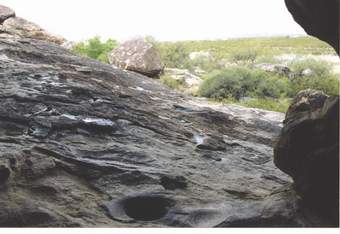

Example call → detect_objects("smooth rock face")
285 0 339 54
1 17 65 45
1 29 329 227
0 5 15 23
109 38 164 78
274 90 339 226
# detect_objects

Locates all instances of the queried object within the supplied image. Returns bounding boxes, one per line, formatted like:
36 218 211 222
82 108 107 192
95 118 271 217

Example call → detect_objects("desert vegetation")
73 36 339 112
72 36 117 63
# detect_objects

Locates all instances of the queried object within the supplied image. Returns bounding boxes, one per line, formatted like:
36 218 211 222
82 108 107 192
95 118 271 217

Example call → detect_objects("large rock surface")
0 5 15 23
0 5 65 45
0 2 338 227
1 17 65 45
1 23 332 227
274 90 339 226
109 38 164 78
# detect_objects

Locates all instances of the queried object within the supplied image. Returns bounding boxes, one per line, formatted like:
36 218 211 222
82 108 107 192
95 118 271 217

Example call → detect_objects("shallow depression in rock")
0 165 10 184
122 195 174 221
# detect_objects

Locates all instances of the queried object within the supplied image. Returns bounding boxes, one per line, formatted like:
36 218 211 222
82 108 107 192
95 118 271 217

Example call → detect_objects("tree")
72 36 117 63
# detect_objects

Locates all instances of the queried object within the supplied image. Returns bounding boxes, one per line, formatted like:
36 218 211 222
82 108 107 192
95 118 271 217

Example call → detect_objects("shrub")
72 36 117 63
240 98 291 113
289 59 332 77
154 42 190 69
289 59 340 96
290 75 339 96
160 75 184 90
185 57 221 73
230 50 258 63
255 55 279 64
198 67 291 100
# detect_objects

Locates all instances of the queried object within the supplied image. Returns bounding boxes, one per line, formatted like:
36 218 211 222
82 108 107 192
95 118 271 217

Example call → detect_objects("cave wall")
285 0 339 54
274 0 340 227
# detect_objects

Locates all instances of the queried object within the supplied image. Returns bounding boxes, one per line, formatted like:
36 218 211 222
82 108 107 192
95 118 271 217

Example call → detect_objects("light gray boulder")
109 38 164 78
0 4 15 23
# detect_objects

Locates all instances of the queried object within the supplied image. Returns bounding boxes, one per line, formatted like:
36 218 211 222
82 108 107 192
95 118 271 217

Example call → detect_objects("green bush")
289 59 340 96
186 57 222 73
239 98 291 113
290 59 332 77
230 50 258 63
198 67 291 100
290 75 339 96
155 43 190 68
72 36 117 63
160 75 184 89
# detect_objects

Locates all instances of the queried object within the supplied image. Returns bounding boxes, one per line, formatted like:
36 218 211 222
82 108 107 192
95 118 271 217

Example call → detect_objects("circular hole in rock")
0 165 10 185
123 195 174 221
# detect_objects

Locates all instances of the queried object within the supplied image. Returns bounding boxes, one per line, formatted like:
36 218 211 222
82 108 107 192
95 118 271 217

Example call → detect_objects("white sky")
1 0 306 42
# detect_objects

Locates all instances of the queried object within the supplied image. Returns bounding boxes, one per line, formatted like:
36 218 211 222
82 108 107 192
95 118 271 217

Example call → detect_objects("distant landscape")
72 36 340 112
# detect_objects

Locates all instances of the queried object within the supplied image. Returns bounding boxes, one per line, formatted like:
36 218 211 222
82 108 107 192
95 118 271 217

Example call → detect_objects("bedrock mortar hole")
123 195 174 221
0 165 10 185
